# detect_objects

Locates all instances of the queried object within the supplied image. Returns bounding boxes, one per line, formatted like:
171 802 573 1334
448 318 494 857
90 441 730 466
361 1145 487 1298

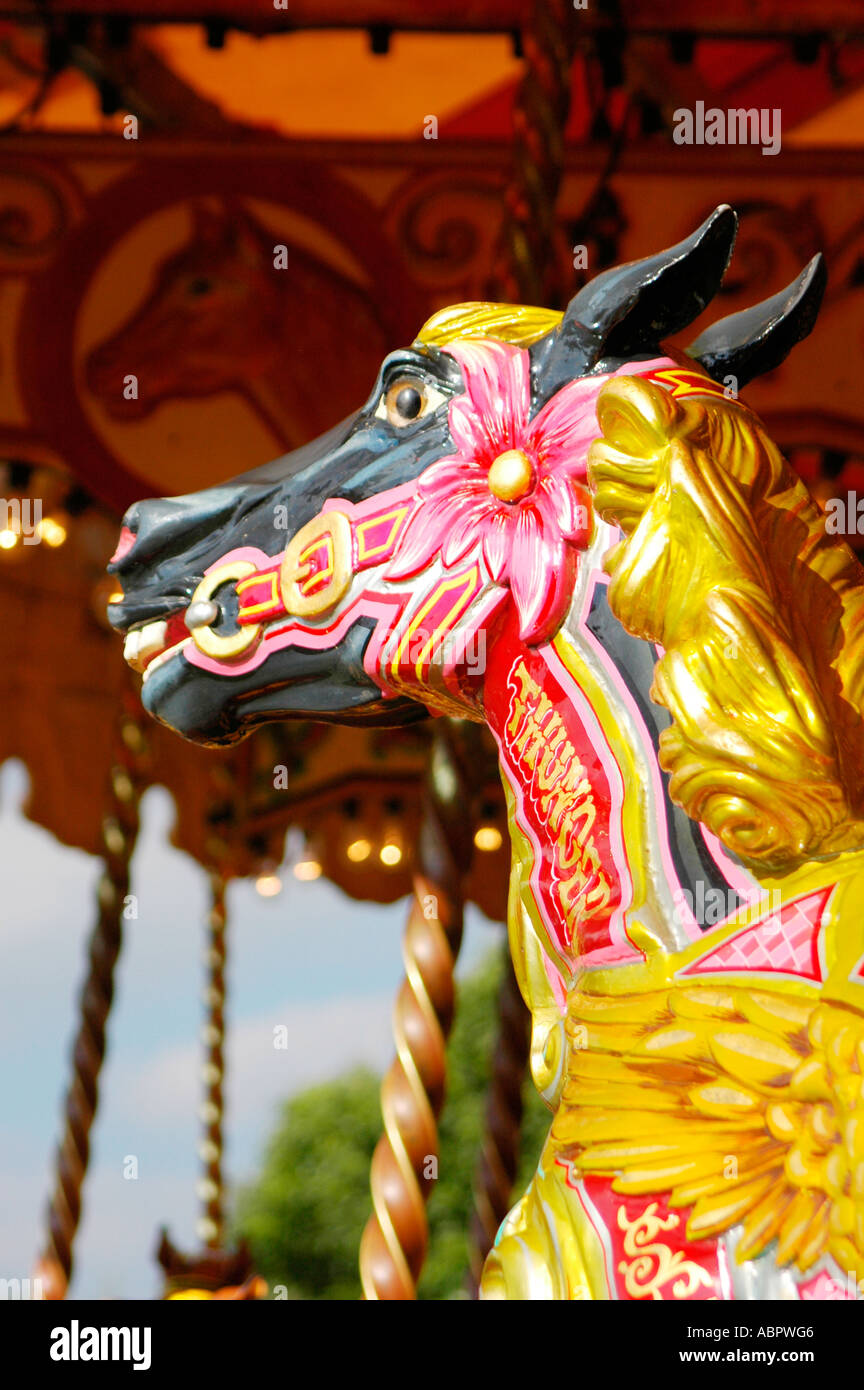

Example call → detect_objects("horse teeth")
123 619 167 672
185 600 220 630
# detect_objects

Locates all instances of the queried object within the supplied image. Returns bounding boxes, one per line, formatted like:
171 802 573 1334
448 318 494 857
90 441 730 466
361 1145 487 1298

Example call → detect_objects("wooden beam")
1 0 863 38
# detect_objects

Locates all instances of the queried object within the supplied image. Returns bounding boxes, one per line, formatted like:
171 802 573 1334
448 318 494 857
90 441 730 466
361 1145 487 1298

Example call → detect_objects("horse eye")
384 378 426 426
187 277 213 297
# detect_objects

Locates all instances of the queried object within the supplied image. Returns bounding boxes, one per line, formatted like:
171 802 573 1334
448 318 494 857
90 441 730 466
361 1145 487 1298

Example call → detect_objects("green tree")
234 951 551 1299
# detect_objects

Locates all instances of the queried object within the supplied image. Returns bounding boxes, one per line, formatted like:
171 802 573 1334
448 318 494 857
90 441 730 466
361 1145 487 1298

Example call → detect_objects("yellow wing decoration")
551 984 864 1282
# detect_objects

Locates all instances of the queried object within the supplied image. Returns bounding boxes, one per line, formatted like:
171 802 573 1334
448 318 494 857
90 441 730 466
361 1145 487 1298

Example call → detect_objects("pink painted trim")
441 585 508 702
716 1240 735 1302
700 826 760 902
360 589 413 692
574 568 701 943
679 887 832 986
612 356 680 380
321 481 420 519
543 954 568 1013
203 544 273 574
185 587 406 680
182 493 419 681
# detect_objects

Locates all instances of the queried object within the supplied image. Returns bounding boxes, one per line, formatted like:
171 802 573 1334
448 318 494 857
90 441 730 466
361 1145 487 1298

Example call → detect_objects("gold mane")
416 300 562 349
587 374 864 874
415 300 864 872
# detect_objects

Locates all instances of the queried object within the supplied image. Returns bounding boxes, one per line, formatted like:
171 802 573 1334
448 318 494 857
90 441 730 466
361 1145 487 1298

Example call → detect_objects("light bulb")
474 825 503 852
37 517 67 547
294 859 322 881
255 873 282 897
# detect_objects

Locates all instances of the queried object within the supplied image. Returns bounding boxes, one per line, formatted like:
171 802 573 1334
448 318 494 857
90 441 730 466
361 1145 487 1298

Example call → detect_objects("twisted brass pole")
359 731 469 1300
467 949 532 1294
197 869 228 1248
34 693 147 1299
491 0 577 307
158 762 247 1296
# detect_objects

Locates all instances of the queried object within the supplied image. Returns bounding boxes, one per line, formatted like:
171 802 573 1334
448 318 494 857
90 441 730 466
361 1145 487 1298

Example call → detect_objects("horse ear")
558 205 738 363
191 199 230 247
686 254 826 388
222 198 267 265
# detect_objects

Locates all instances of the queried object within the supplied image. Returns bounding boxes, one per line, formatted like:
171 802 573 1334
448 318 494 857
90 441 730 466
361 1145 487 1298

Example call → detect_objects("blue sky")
0 758 500 1299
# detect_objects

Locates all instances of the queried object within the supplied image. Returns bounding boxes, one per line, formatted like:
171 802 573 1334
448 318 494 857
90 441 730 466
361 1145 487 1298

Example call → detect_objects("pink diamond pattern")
798 1269 855 1300
683 889 831 982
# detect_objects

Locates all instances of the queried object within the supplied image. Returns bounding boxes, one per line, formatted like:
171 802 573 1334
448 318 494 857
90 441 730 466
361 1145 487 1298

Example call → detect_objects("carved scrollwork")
0 163 75 263
616 1204 715 1301
387 173 504 296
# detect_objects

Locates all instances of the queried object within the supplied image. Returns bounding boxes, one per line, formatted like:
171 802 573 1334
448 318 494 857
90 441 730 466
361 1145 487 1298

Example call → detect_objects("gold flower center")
488 448 534 502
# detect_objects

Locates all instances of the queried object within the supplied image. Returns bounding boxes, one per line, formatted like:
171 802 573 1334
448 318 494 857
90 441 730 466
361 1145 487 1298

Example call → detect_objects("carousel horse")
107 206 864 1300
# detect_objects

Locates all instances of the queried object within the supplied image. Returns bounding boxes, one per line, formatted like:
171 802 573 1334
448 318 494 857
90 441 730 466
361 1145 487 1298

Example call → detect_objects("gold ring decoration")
280 510 352 618
189 560 261 659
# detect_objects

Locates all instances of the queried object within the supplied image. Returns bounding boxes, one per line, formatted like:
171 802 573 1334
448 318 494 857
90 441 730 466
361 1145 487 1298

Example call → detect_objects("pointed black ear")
565 205 738 358
687 254 826 388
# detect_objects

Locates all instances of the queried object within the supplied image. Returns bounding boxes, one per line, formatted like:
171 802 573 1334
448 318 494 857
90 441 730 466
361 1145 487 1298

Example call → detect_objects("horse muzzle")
181 508 355 661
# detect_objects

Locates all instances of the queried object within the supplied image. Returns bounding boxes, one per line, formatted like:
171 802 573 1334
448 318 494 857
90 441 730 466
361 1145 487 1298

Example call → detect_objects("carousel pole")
156 761 265 1299
359 727 471 1300
157 751 264 1300
197 866 228 1247
491 0 578 308
34 688 148 1299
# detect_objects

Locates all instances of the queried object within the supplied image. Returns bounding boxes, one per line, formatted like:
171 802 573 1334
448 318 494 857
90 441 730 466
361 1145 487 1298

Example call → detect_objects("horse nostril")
110 525 138 565
114 488 239 569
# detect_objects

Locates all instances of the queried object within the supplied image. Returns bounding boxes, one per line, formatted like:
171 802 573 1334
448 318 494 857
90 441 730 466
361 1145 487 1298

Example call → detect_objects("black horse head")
108 206 824 746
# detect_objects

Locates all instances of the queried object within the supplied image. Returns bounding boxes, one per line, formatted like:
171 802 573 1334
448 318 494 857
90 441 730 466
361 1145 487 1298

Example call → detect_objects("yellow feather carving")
555 985 864 1282
688 1173 779 1239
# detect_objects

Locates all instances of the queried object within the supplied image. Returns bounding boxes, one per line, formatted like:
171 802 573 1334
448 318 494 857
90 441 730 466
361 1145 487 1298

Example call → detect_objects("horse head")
87 200 388 444
110 207 864 1299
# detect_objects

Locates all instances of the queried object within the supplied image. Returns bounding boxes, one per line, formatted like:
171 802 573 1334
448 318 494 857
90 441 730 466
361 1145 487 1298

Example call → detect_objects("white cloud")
118 991 395 1134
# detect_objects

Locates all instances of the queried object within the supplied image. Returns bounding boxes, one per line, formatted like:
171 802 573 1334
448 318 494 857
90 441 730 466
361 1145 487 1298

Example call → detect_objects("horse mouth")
111 573 254 679
122 613 191 682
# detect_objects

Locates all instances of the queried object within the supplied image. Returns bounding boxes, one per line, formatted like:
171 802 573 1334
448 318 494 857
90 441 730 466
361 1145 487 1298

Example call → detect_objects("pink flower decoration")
386 338 603 643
